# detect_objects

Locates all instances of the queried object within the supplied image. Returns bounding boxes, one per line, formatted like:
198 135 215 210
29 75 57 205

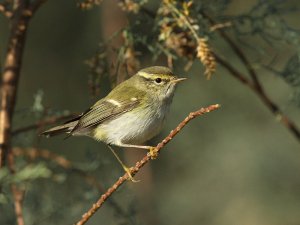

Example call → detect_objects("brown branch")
0 7 27 168
74 104 220 225
203 12 300 141
0 3 13 18
0 1 47 225
1 9 32 225
0 0 48 167
29 0 47 15
11 184 25 225
6 143 25 225
214 52 300 140
212 53 254 88
203 13 263 90
12 113 77 136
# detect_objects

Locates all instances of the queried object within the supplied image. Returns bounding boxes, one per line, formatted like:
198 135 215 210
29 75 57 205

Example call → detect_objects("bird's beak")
172 77 187 83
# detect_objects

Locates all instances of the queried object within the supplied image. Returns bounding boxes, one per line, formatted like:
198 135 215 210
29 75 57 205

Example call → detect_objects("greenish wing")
71 98 140 134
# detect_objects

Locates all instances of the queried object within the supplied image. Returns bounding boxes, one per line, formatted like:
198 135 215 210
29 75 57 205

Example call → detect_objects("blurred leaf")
0 193 9 205
0 168 10 184
12 163 52 183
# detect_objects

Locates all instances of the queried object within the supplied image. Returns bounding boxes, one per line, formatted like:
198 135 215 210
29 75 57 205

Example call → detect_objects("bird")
41 66 186 181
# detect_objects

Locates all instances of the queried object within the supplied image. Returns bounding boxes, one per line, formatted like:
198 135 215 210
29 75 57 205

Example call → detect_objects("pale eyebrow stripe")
106 99 122 107
138 71 170 82
138 71 153 79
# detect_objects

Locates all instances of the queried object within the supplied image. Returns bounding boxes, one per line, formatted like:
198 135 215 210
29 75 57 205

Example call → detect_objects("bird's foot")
148 147 158 159
123 166 140 183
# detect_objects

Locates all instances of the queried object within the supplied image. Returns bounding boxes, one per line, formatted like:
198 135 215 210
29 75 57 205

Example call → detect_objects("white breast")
95 103 170 145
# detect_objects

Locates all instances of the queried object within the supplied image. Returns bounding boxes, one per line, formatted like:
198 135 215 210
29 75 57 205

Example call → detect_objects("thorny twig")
74 104 220 225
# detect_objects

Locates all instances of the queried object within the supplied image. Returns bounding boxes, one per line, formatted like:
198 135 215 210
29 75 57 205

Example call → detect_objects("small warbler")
42 66 186 180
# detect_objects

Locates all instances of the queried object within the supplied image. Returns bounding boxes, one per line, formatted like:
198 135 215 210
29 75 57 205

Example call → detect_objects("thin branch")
6 142 25 225
29 0 47 15
202 12 262 90
0 3 13 18
214 52 300 140
74 104 221 225
202 13 300 141
12 113 77 136
11 185 25 225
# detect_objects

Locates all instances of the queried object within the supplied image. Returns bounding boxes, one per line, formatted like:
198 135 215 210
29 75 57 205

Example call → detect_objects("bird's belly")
94 108 168 145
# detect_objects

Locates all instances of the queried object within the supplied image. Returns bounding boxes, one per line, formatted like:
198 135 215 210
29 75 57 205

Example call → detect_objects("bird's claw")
123 166 140 183
148 147 158 159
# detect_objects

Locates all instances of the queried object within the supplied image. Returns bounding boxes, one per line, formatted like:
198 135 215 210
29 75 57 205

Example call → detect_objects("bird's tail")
41 119 79 138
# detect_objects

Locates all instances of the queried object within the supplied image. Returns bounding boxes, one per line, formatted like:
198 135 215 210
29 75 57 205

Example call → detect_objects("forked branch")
74 104 220 225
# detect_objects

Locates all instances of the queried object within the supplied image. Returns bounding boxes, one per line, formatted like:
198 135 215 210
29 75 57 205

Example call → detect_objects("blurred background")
1 0 300 225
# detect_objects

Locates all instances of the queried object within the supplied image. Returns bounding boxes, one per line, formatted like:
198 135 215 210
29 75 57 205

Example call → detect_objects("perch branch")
74 104 220 225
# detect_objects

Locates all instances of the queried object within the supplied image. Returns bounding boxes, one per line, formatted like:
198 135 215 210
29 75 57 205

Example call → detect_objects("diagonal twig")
202 12 300 141
74 104 220 225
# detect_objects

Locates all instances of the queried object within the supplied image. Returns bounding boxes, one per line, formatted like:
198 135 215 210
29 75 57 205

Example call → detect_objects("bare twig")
214 52 300 140
6 143 25 225
209 21 232 32
29 0 47 14
212 53 254 88
74 104 220 225
0 3 13 18
202 13 300 141
11 185 25 225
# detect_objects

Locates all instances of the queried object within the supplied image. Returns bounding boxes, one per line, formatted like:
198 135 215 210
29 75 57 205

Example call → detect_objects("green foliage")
0 162 52 186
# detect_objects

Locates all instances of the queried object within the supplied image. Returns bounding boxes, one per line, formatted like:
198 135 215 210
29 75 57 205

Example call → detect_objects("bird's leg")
116 143 158 159
107 145 139 182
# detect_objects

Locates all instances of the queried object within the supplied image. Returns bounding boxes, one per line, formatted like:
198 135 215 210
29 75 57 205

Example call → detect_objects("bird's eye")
155 78 162 83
